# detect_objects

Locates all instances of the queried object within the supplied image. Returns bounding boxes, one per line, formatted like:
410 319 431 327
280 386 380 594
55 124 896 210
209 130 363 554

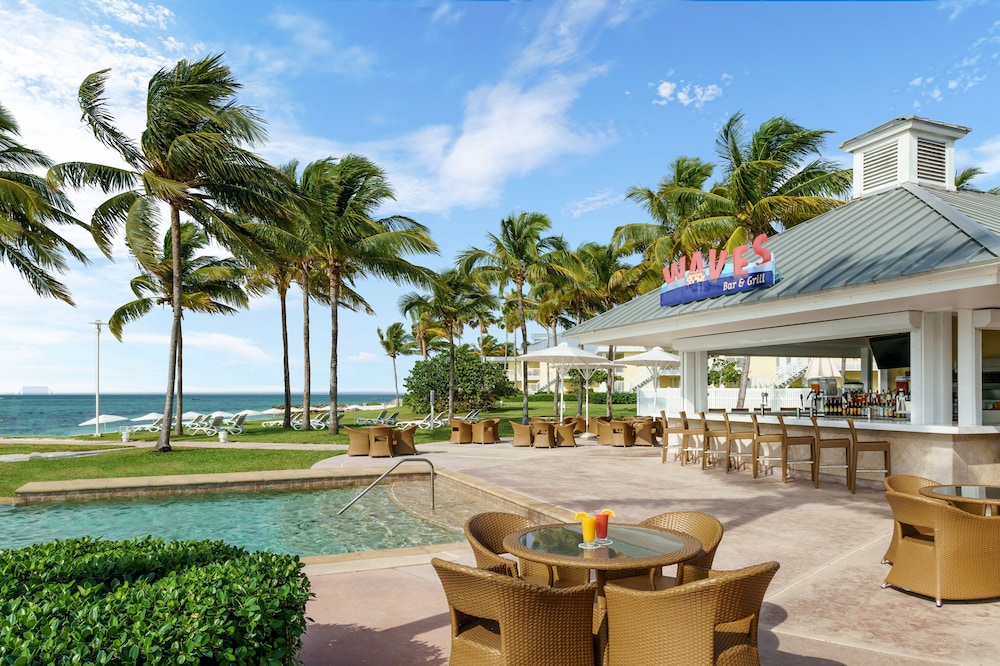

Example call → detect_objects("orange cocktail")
575 511 598 549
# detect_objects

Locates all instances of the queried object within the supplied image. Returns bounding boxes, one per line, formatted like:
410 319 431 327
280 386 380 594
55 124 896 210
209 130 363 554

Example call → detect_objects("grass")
1 398 640 498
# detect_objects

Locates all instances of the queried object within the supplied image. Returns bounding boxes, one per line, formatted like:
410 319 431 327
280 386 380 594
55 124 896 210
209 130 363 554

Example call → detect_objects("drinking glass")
595 512 612 545
579 513 598 549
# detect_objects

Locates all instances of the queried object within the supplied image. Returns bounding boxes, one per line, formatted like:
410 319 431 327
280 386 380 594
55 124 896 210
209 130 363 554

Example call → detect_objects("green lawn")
0 399 640 497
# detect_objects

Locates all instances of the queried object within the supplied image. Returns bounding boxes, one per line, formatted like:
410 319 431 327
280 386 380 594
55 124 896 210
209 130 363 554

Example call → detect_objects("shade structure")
259 407 286 416
233 409 262 417
208 410 235 419
517 342 613 420
131 412 163 422
617 347 681 408
805 357 842 380
180 411 203 420
78 414 128 433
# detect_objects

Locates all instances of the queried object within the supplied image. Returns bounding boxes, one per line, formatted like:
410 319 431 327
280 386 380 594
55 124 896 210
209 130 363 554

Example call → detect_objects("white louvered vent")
916 138 947 183
862 142 898 190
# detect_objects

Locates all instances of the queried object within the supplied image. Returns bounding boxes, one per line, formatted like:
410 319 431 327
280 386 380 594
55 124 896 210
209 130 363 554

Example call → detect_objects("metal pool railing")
336 457 435 515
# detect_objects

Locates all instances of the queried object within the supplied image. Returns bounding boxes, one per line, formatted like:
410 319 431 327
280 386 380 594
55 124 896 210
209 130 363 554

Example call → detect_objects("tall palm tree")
408 308 448 360
400 269 497 419
458 212 569 424
1 101 91 303
298 154 437 434
378 322 416 406
51 55 300 451
109 222 250 433
955 166 1000 194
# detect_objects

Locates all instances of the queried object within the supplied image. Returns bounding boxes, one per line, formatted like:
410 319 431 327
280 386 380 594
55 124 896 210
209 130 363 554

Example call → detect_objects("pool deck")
9 436 998 664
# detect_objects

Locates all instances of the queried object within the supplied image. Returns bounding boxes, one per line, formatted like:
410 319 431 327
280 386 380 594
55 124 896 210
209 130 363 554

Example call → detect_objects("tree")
457 212 569 424
708 357 743 387
402 344 515 414
297 155 437 434
52 55 301 451
1 101 90 303
399 269 498 419
378 322 416 406
955 166 1000 194
109 222 251 432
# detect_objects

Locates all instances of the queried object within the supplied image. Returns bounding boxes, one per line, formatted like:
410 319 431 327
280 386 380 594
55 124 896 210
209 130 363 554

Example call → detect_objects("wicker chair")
610 420 635 447
607 511 725 590
597 419 614 445
463 512 588 587
471 419 497 444
368 425 394 457
605 560 780 666
393 425 418 455
633 419 658 447
345 427 371 456
532 421 556 448
846 418 891 493
884 474 940 495
882 491 1000 606
723 412 755 473
589 415 611 435
811 416 850 490
450 419 473 444
431 557 597 666
555 423 577 447
484 418 501 443
510 421 533 447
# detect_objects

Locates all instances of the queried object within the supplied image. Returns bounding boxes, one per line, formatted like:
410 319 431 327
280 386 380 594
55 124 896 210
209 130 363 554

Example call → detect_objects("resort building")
569 116 1000 485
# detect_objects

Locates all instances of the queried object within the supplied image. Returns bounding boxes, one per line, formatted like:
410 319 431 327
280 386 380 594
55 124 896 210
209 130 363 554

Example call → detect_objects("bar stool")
680 411 709 466
811 416 850 490
777 414 816 484
723 411 755 473
659 410 686 463
847 418 891 494
696 412 727 469
751 414 785 479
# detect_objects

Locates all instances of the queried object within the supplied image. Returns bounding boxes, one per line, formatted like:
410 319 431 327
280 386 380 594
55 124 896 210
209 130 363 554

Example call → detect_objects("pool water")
0 484 461 556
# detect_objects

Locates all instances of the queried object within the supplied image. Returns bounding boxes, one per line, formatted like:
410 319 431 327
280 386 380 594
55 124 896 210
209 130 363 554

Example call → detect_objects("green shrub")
0 536 312 664
588 392 637 404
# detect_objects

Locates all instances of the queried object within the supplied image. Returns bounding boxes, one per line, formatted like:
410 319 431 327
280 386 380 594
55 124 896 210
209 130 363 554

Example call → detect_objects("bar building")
570 116 1000 485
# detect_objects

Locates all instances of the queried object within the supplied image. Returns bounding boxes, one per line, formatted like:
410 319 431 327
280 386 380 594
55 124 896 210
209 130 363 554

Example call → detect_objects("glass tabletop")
519 524 687 560
928 485 1000 501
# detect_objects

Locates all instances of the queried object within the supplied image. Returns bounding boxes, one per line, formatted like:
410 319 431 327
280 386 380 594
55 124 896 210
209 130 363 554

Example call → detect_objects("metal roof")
569 184 1000 338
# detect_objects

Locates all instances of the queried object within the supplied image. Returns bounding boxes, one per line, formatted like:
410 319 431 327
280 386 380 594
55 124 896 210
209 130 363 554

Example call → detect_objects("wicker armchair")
450 419 473 444
881 475 941 563
393 425 418 455
610 420 635 447
555 423 577 447
607 511 725 590
463 512 588 587
633 419 658 447
605 560 780 666
883 491 1000 606
532 421 556 448
596 419 614 445
472 419 497 444
368 425 394 457
510 421 533 447
431 557 597 666
345 427 371 456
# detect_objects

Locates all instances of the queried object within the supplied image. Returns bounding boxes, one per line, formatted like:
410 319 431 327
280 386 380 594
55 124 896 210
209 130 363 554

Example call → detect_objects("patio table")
919 484 1000 516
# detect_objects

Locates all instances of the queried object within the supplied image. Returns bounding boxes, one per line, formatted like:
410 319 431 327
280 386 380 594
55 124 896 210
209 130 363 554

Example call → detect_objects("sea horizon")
0 391 397 438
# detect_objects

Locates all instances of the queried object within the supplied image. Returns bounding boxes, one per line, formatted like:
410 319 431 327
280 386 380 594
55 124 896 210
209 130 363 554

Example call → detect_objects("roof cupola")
839 116 970 199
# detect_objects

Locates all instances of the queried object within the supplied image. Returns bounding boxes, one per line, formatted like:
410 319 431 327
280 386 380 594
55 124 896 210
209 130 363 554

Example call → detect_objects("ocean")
0 392 396 438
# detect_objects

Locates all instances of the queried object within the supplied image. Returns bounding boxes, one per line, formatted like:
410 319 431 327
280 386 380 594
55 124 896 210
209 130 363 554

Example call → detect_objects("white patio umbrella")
617 347 681 410
181 411 203 420
234 409 262 417
517 342 613 420
130 412 163 422
208 410 235 419
259 407 286 415
78 414 128 433
805 357 842 380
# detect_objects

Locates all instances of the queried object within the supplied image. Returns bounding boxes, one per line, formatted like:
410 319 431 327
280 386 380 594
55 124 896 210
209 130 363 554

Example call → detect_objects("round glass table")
919 485 1000 515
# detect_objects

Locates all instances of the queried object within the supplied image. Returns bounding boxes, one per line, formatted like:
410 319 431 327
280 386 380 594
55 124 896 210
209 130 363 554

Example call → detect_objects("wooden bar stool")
811 416 850 490
696 412 728 469
659 410 686 463
723 411 755 473
751 414 785 479
777 415 816 485
847 418 891 493
680 411 708 466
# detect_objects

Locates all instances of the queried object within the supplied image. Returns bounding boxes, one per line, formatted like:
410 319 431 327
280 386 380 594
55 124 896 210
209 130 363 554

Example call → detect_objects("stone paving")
301 437 1000 665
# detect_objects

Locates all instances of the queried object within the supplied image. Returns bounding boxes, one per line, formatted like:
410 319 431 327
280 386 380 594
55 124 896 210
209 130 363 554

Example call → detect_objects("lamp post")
91 320 104 437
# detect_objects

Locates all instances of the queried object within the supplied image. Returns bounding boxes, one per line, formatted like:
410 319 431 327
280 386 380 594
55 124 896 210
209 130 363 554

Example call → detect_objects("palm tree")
51 55 300 451
615 156 717 290
1 101 91 303
109 222 250 433
955 166 1000 194
458 212 569 424
296 154 437 434
378 322 416 406
400 269 498 419
408 308 448 360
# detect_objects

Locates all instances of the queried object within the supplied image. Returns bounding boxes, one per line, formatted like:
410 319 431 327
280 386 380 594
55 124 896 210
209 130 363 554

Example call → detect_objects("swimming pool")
0 483 462 556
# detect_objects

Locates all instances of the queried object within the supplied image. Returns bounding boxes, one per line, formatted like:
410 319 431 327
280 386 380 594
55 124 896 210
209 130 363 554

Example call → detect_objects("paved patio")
300 437 999 665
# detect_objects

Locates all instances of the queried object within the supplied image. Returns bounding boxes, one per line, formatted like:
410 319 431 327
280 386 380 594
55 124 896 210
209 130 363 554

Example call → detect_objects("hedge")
0 536 312 665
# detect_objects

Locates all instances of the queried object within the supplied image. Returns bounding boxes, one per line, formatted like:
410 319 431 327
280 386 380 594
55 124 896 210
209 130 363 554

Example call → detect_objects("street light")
91 320 104 437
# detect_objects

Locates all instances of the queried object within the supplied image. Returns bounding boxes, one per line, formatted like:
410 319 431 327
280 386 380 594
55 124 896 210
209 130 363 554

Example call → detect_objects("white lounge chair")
188 415 224 436
132 416 164 432
183 414 208 434
378 411 400 426
397 413 446 430
293 411 329 430
355 409 387 426
218 413 247 435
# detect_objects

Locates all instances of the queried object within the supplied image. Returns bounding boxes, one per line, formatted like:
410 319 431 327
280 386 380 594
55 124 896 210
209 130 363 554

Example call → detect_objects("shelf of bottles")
808 390 910 421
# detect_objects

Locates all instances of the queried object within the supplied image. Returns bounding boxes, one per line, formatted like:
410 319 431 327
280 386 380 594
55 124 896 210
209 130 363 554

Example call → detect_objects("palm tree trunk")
517 285 529 424
156 205 183 453
551 321 559 416
392 356 400 406
448 328 456 419
735 355 751 409
329 267 341 435
301 273 311 431
280 286 292 428
174 325 183 436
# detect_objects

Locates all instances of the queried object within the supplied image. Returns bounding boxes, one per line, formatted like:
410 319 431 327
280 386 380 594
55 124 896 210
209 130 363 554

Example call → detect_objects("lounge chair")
396 413 445 430
183 414 208 434
354 409 387 426
134 416 164 432
188 415 224 436
377 411 399 426
217 413 247 435
458 408 482 422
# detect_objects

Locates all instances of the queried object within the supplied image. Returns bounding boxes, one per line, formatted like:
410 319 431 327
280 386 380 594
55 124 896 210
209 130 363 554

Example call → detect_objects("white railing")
636 387 814 416
766 358 810 388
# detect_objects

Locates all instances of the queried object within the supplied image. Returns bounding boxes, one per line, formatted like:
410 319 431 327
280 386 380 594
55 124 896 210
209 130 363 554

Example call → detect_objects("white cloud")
182 332 272 362
938 0 988 20
676 83 722 108
431 3 462 24
652 80 676 105
256 10 376 79
513 0 608 74
348 351 378 362
88 0 173 29
565 188 620 217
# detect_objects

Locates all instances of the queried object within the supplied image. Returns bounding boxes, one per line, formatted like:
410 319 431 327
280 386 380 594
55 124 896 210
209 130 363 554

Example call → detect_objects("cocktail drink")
580 513 596 546
595 512 609 543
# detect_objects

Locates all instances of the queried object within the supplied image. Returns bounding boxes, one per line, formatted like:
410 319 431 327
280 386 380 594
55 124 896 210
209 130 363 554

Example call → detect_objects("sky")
2 0 1000 395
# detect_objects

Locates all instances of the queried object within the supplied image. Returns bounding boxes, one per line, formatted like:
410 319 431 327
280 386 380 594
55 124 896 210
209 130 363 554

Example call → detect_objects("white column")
957 309 982 426
860 347 874 390
680 351 708 414
910 312 952 425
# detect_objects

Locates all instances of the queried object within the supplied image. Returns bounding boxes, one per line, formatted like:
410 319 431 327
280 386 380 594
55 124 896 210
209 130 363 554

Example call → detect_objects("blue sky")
1 0 999 394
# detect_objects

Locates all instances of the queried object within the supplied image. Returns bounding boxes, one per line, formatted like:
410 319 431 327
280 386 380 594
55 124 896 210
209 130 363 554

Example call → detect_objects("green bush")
0 536 312 664
404 345 516 412
588 392 637 404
